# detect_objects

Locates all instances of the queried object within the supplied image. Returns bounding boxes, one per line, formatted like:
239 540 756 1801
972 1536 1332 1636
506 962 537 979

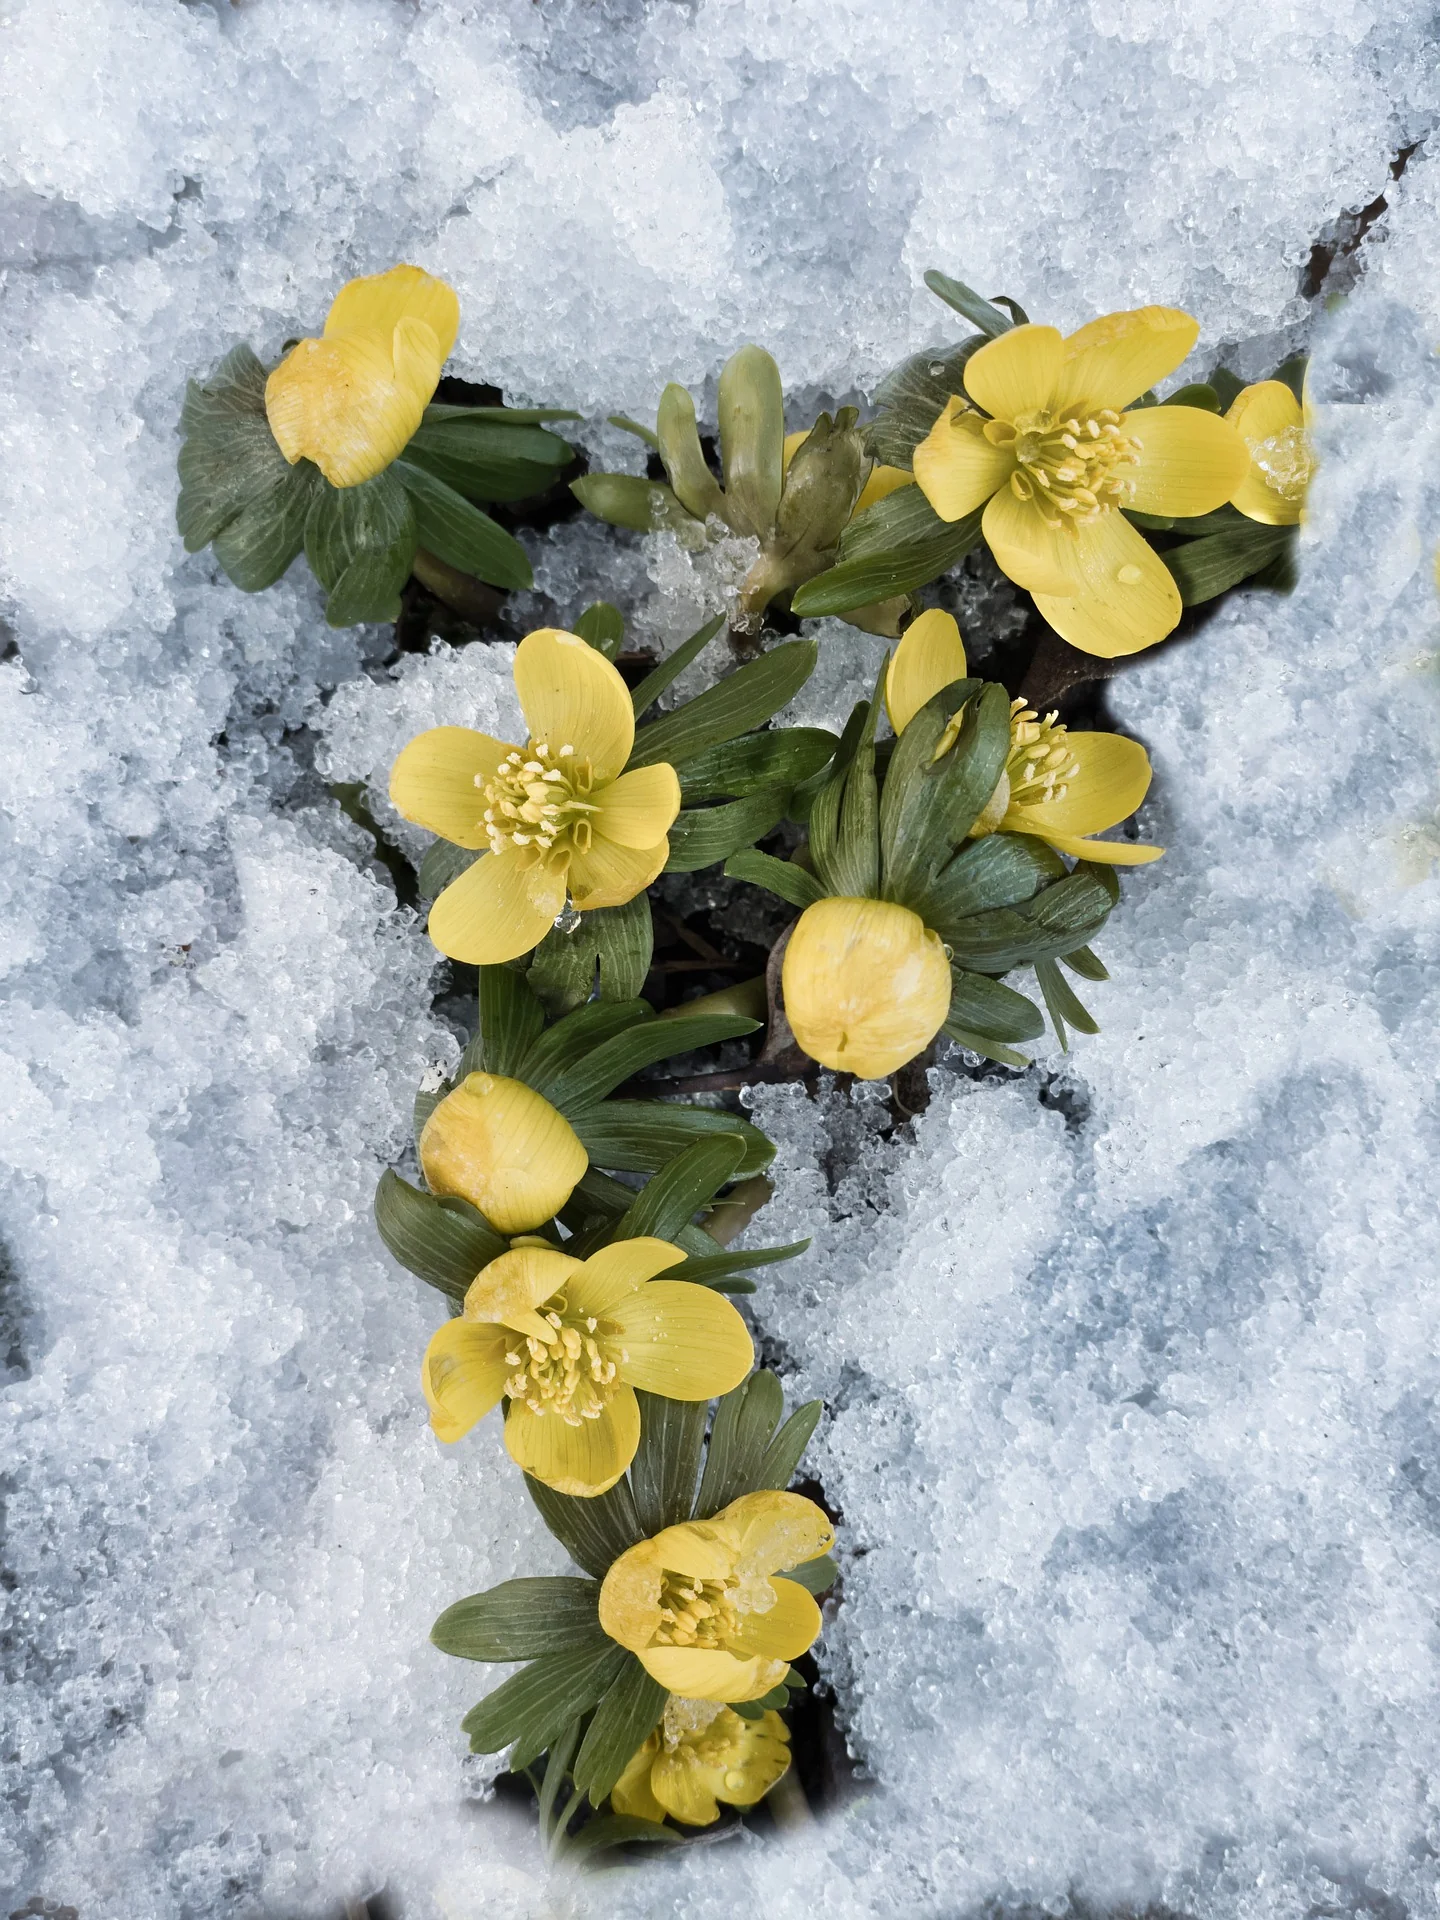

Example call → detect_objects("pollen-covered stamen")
503 1290 621 1426
972 698 1080 835
477 740 599 868
652 1571 741 1649
986 405 1141 530
1253 424 1314 503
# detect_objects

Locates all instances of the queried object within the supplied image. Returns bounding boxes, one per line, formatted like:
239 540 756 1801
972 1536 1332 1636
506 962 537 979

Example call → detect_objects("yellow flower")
782 896 953 1079
422 1239 754 1495
884 609 1164 867
611 1698 791 1826
912 307 1251 657
782 429 914 519
390 628 682 965
1226 379 1315 526
418 1071 588 1236
599 1490 833 1701
265 264 459 488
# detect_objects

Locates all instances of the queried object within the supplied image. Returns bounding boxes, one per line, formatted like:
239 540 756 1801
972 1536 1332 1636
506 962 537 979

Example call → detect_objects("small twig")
645 1058 815 1097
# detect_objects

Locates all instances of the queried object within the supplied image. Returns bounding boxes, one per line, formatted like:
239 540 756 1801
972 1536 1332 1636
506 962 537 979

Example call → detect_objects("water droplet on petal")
1116 564 1143 585
724 1769 746 1791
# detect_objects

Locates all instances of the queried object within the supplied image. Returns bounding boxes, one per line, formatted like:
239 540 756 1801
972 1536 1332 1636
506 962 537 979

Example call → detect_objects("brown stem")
410 547 505 628
644 1058 815 1096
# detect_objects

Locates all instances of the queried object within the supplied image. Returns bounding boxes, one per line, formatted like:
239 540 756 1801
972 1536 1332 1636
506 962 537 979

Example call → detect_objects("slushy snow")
2 2 1440 1917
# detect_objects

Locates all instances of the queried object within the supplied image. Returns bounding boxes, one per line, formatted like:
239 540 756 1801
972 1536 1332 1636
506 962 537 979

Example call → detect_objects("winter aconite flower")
1226 379 1315 526
782 897 953 1079
884 610 1164 867
611 1698 791 1826
599 1491 834 1701
390 628 682 965
912 307 1250 656
419 1071 588 1236
265 265 459 488
421 1239 753 1495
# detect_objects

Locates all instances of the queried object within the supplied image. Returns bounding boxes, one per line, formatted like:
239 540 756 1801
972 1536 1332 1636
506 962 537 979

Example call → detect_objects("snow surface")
3 2 1440 1916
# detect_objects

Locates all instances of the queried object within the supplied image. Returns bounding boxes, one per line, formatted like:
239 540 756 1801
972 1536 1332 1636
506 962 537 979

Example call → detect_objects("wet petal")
504 1384 640 1496
608 1281 755 1398
265 331 438 488
649 1749 723 1826
1227 380 1308 525
1055 307 1199 414
421 1073 587 1237
635 1645 786 1704
422 1318 511 1443
981 484 1083 597
566 1238 686 1320
1023 828 1165 865
1014 730 1152 838
725 1577 822 1661
324 263 460 361
427 850 567 965
718 1489 836 1574
609 1737 667 1823
514 629 635 782
963 324 1064 423
1029 511 1181 659
567 833 669 912
389 726 514 846
884 608 968 734
460 1243 582 1325
591 763 682 849
912 396 1016 521
1126 405 1251 517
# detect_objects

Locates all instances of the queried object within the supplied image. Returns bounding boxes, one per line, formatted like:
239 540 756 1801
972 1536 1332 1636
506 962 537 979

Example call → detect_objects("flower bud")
782 897 952 1079
418 1072 588 1235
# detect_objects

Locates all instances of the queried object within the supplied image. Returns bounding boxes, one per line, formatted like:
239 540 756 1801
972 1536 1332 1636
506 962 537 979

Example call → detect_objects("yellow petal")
912 395 1017 522
649 1748 723 1827
781 429 808 472
600 1530 734 1651
609 1736 667 1823
1054 307 1199 414
1029 510 1181 659
389 726 515 847
460 1243 581 1326
963 324 1064 423
884 608 968 734
505 1385 641 1496
718 1489 836 1573
566 1238 687 1319
1024 829 1164 866
783 896 953 1079
608 1281 755 1399
420 1072 588 1235
635 1645 786 1705
421 1318 511 1443
590 764 681 850
567 832 670 912
265 329 441 487
513 629 634 782
651 1709 790 1821
1226 380 1309 525
1012 730 1152 838
324 264 460 361
853 463 915 517
1125 406 1252 517
427 849 567 966
725 1577 822 1661
981 483 1082 597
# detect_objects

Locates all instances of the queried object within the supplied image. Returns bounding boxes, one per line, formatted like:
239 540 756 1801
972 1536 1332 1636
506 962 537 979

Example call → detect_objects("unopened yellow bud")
782 897 952 1079
419 1072 588 1235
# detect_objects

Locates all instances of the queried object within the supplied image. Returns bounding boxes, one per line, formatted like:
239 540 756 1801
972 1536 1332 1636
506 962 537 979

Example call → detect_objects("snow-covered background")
3 2 1440 1915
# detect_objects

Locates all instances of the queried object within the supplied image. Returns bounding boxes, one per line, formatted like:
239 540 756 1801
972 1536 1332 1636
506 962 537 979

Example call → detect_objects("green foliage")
372 1171 505 1302
431 1579 602 1661
629 640 819 770
393 459 532 590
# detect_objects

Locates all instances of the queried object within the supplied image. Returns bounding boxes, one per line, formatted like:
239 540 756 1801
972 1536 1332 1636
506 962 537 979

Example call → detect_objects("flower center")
1253 423 1313 503
973 699 1079 835
653 1572 741 1649
987 406 1141 529
479 741 598 870
502 1291 620 1426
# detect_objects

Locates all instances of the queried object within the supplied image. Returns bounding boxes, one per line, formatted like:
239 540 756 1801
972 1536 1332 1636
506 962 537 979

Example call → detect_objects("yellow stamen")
478 741 600 873
503 1288 620 1426
995 405 1141 531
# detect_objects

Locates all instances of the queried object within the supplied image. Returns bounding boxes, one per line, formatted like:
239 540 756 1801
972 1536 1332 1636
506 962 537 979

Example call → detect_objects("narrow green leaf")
394 459 533 589
570 1103 774 1180
782 1553 838 1597
522 1000 654 1100
572 1660 670 1805
629 642 819 771
405 414 572 503
918 832 1065 938
373 1170 505 1301
723 849 826 911
828 666 882 897
1034 954 1100 1043
940 1022 1031 1068
430 1578 602 1661
546 1013 759 1112
695 1370 785 1518
566 1814 684 1852
864 339 984 469
574 602 626 659
608 413 661 451
882 681 1010 907
1164 382 1222 412
210 467 319 592
610 1135 749 1245
755 1399 822 1490
923 269 1014 337
461 1642 625 1762
629 1393 708 1535
679 728 837 803
422 403 581 428
792 503 983 614
1164 521 1293 606
664 794 790 873
528 897 654 1017
628 614 726 719
672 1240 810 1285
525 1474 647 1580
469 964 543 1078
570 472 702 539
657 383 727 523
942 868 1117 972
946 968 1045 1043
1061 943 1110 983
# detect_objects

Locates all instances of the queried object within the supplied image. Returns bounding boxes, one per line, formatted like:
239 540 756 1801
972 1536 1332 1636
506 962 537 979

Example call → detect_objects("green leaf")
1164 521 1294 606
608 413 661 452
522 1000 654 1099
671 1240 810 1286
525 1474 647 1580
792 495 984 615
629 642 819 770
574 602 626 659
782 1553 838 1596
1164 382 1222 412
566 1814 684 1852
946 968 1045 1043
695 1370 785 1518
718 344 785 538
570 473 702 539
917 832 1065 940
393 460 533 590
417 837 478 898
406 412 573 502
373 1170 505 1301
723 849 826 911
1208 367 1246 409
864 339 983 469
755 1399 823 1490
940 1023 1031 1069
1061 943 1110 983
664 794 790 873
942 867 1117 972
546 1013 759 1111
572 1659 670 1805
922 269 1014 338
303 470 416 626
657 382 728 523
828 667 882 897
461 1641 625 1762
571 1103 774 1180
678 729 837 803
1034 954 1101 1048
610 1135 749 1245
881 681 1010 907
629 614 727 719
528 896 654 1017
629 1393 708 1535
210 467 321 593
430 1578 602 1661
475 965 546 1078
